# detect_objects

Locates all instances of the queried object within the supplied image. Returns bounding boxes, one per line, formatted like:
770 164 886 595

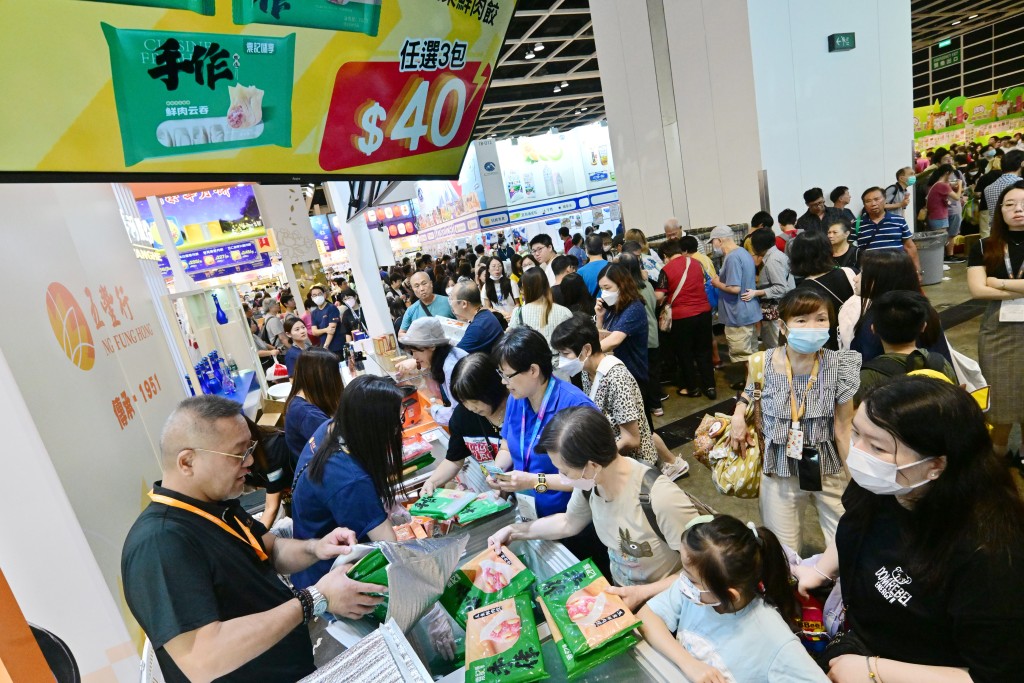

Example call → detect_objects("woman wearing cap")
793 377 1024 683
395 317 468 426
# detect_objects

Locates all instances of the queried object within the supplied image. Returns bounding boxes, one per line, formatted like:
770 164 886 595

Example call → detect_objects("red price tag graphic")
319 61 491 172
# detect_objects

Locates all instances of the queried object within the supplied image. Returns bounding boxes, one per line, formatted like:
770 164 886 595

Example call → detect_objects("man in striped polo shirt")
855 187 921 276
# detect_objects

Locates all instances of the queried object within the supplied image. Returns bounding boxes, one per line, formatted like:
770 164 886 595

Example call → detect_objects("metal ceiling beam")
488 70 600 87
482 91 602 109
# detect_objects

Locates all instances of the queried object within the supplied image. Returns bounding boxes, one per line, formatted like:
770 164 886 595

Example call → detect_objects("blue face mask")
906 175 917 186
786 327 830 354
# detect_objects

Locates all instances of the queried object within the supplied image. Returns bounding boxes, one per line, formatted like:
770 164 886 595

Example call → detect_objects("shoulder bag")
658 257 691 332
692 351 765 498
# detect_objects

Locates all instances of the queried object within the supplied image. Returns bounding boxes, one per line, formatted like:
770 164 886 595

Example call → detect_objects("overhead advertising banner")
136 183 264 250
363 201 418 238
310 214 345 254
0 0 516 180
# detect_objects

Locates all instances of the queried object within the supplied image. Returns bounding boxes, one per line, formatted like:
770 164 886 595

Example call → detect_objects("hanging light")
560 81 569 88
553 85 562 93
581 106 588 111
525 50 535 59
534 42 545 52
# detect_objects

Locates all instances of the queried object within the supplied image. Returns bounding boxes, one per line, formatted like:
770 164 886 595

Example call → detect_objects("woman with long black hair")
482 257 520 315
289 375 406 590
283 347 343 464
794 377 1024 683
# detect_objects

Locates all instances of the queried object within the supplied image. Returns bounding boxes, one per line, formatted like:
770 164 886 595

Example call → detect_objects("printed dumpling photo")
227 84 264 129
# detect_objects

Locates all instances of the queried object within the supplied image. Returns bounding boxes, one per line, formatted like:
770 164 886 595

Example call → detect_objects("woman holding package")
489 406 699 602
290 375 405 590
395 317 468 426
730 288 860 553
793 378 1024 683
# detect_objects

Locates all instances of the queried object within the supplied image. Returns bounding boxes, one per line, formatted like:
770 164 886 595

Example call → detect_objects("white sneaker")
661 457 690 481
653 407 664 417
942 264 950 271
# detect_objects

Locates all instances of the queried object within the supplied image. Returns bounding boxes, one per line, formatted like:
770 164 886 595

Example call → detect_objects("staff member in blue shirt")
307 284 345 358
488 326 610 574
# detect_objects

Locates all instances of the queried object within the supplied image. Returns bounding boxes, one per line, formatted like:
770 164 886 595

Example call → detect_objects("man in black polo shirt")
122 396 384 683
796 187 843 234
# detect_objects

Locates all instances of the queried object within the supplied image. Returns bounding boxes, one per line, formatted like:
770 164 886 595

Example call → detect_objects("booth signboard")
311 214 345 254
362 202 418 239
0 0 515 181
136 184 264 250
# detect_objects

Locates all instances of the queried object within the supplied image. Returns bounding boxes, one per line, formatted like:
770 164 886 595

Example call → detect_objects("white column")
589 0 764 234
323 182 394 339
253 184 321 314
747 0 913 217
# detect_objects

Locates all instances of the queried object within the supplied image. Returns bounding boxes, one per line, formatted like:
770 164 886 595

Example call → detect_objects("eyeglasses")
496 368 522 382
530 245 547 255
1002 200 1024 210
192 440 258 462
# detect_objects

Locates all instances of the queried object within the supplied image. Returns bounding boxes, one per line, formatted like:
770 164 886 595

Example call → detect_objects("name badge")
516 493 538 523
999 298 1024 323
786 422 805 460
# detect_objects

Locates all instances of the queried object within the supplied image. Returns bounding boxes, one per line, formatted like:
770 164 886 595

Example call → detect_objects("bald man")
121 396 384 683
399 270 454 336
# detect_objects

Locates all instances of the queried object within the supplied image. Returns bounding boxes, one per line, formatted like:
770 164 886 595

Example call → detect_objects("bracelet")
811 563 836 583
866 655 876 680
295 588 314 625
736 395 750 406
874 656 884 683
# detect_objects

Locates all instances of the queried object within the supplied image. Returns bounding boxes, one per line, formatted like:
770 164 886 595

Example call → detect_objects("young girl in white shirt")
639 515 827 683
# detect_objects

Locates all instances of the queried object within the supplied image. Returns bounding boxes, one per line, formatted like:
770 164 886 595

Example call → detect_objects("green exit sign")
828 33 856 52
938 38 953 48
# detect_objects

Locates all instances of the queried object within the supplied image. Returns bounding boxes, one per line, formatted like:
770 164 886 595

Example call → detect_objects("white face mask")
601 289 620 306
312 295 325 307
490 273 504 281
561 462 597 491
847 441 935 496
344 297 358 309
558 356 584 377
677 574 720 607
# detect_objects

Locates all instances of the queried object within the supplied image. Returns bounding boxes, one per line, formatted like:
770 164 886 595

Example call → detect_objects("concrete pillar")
589 0 764 234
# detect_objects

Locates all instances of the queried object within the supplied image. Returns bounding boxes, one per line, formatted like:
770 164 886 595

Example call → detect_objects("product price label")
319 60 491 172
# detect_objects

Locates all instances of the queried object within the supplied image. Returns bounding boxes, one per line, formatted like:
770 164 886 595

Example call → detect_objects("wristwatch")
306 586 329 619
534 473 549 494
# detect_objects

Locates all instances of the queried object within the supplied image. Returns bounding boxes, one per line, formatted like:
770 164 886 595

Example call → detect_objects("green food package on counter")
348 548 389 621
465 593 548 683
86 0 215 14
456 496 512 525
536 558 641 657
232 0 382 36
101 24 295 166
440 545 535 628
409 488 476 520
536 596 638 679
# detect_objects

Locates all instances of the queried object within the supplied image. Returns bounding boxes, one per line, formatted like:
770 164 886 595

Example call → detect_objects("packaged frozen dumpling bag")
233 0 383 36
86 0 215 14
440 544 535 627
101 24 294 166
464 593 548 683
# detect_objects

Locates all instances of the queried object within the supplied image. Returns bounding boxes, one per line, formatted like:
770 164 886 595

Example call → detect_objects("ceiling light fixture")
560 81 569 88
968 14 978 19
534 42 544 52
553 85 562 93
525 50 535 59
951 20 961 25
581 106 588 111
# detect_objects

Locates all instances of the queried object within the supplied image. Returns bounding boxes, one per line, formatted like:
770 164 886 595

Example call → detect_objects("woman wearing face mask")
730 288 860 552
793 378 1024 683
640 515 825 683
481 257 520 315
488 406 699 598
791 232 855 350
595 264 651 418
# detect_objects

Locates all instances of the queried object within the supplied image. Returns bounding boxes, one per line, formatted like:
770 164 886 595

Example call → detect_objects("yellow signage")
0 0 515 179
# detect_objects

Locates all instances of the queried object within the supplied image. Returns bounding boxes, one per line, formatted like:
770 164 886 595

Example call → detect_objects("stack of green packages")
535 559 642 678
347 548 389 622
464 593 548 683
455 496 512 525
441 545 536 628
409 488 476 520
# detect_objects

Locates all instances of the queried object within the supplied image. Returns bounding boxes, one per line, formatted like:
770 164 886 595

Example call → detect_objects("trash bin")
912 229 948 286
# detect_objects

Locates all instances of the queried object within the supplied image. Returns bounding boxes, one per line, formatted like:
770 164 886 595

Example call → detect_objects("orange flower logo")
45 282 95 371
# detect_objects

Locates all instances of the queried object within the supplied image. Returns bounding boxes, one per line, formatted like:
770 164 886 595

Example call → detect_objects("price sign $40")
356 75 468 156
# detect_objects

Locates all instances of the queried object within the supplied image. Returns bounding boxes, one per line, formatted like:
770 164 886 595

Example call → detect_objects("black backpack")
862 349 947 379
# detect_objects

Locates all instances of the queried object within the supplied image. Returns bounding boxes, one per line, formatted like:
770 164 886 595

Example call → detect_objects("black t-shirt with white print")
445 403 500 464
836 481 1024 682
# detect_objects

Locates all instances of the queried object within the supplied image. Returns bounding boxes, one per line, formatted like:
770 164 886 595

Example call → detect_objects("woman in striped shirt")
730 288 860 552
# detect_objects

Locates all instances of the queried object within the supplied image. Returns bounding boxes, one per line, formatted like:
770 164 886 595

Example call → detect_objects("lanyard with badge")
999 245 1024 322
783 352 820 458
148 490 269 561
516 379 555 522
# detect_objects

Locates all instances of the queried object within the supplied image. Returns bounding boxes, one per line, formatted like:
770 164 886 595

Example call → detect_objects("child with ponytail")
639 514 827 683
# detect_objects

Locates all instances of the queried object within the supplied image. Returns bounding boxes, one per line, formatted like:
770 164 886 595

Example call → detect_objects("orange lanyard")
148 491 269 562
783 351 820 427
